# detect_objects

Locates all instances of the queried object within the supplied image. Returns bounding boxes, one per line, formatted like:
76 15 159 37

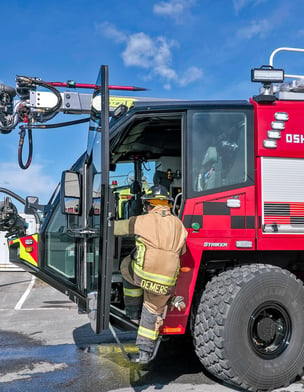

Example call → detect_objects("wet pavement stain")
0 327 207 392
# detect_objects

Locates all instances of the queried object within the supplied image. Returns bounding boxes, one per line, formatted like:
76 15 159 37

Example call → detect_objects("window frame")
186 105 254 199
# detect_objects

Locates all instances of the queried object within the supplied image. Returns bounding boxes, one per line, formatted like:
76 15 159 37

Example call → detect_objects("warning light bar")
251 66 284 84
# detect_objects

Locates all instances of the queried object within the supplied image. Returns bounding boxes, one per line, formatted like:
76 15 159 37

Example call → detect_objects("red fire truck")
1 47 304 391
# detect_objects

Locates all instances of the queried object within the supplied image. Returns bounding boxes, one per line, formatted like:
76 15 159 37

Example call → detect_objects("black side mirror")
60 171 82 215
24 196 39 214
25 196 50 215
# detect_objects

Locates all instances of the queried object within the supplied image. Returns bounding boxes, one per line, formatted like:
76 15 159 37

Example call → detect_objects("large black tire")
193 264 304 391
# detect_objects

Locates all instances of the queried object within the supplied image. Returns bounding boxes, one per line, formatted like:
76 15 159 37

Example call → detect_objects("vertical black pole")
101 66 109 186
97 65 112 332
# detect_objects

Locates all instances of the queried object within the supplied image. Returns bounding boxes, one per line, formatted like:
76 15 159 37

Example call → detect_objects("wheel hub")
248 301 291 359
256 317 276 341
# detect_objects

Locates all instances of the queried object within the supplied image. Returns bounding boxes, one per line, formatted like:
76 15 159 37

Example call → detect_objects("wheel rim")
248 301 291 359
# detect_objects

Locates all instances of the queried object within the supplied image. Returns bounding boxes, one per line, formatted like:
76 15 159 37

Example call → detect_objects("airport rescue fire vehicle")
1 47 304 391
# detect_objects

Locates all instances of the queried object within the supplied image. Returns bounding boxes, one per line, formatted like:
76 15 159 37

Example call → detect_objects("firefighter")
114 184 188 364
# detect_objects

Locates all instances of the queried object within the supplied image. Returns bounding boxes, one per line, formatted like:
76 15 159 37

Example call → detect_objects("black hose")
15 76 89 169
0 188 25 205
17 118 89 169
19 77 63 122
18 128 33 170
23 117 90 129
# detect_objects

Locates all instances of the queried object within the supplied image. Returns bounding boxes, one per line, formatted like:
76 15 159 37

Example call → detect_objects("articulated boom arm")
0 77 88 135
0 75 143 133
0 74 145 169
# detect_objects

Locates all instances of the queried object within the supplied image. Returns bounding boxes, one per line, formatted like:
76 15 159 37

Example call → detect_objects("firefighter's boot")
138 349 152 364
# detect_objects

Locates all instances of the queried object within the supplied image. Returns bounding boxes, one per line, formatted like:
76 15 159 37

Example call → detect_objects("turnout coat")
114 205 188 295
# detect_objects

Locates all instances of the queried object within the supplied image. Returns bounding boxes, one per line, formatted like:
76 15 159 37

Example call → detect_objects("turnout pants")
121 256 171 353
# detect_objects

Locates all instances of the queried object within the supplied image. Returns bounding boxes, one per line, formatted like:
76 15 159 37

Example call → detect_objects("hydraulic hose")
15 77 90 169
17 77 63 122
23 117 90 129
17 118 89 169
0 188 25 205
18 127 33 170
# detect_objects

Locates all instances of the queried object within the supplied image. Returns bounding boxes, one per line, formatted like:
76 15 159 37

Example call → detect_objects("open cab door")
8 66 114 333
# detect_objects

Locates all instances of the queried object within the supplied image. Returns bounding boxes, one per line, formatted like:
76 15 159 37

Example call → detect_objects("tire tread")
193 264 304 391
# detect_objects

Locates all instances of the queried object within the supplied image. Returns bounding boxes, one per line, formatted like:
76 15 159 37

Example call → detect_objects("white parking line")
0 307 77 311
0 361 68 383
14 274 36 310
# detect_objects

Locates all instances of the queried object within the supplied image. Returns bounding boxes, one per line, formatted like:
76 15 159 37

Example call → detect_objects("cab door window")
188 109 253 195
44 203 78 285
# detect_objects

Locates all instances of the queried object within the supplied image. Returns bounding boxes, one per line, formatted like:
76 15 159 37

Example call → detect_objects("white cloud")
233 0 249 14
98 24 202 89
233 0 265 14
97 22 127 43
153 0 196 18
179 66 203 87
122 33 160 68
122 34 180 88
236 19 270 39
0 162 57 203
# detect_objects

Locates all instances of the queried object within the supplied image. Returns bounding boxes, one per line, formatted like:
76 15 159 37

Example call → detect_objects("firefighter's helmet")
142 184 173 206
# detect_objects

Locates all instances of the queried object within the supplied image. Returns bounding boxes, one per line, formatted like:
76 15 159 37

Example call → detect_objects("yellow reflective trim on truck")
10 234 38 267
109 96 137 111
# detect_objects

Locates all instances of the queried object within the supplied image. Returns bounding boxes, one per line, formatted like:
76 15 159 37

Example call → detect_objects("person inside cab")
114 184 188 364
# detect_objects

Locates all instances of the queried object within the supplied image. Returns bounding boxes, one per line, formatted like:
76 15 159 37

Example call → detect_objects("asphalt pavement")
0 271 303 392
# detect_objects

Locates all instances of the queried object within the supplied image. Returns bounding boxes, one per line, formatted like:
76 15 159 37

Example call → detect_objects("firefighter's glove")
169 295 186 311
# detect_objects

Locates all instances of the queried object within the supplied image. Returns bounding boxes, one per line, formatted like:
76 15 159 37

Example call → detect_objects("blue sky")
1 0 304 204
